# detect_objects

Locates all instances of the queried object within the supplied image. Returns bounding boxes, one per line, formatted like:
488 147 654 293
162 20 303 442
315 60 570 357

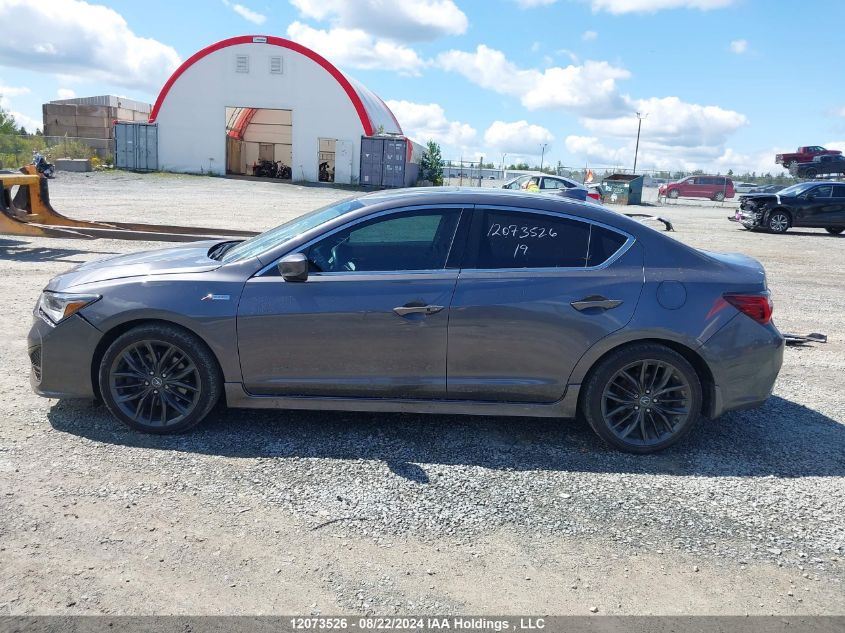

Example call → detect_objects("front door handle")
570 296 623 311
393 304 445 317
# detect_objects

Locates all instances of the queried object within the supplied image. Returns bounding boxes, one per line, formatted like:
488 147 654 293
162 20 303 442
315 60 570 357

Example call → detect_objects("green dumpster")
602 173 644 205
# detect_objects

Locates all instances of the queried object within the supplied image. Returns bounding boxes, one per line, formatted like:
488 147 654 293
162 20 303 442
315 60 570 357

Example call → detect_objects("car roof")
356 186 645 232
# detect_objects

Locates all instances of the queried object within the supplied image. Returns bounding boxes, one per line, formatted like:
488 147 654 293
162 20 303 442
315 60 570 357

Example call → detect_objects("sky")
0 0 844 174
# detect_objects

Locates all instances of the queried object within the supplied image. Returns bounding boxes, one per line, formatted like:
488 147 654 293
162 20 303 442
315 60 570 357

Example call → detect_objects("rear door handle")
570 296 623 311
393 304 445 317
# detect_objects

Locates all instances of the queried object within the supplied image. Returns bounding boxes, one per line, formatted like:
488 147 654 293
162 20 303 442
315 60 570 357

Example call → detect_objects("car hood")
45 240 222 291
740 192 799 204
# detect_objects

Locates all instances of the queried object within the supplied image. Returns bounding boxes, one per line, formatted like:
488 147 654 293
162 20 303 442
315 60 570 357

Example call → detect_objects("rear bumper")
700 314 784 417
28 313 102 399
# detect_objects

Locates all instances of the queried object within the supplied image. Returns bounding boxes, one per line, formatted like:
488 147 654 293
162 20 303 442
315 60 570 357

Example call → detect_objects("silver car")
28 188 784 453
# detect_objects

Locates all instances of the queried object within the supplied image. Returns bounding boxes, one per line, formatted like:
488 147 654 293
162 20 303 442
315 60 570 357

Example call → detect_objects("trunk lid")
702 251 768 291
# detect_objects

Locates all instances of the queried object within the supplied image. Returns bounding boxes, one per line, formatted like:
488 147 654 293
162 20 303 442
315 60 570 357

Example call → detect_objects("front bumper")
730 205 764 229
28 313 103 399
700 314 784 417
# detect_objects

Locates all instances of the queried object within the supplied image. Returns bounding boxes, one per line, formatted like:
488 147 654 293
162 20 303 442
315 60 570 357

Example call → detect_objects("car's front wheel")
713 191 725 201
767 211 790 233
581 343 702 454
825 227 844 235
99 323 222 434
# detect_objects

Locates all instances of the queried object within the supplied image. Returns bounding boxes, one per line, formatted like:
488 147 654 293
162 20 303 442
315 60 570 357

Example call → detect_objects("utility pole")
539 143 548 173
633 111 648 174
501 153 507 180
478 156 484 187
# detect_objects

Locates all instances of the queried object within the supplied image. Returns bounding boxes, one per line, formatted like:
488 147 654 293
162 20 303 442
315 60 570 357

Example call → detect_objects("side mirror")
278 253 309 282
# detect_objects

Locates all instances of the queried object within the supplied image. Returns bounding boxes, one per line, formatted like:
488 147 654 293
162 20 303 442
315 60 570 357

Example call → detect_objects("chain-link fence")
441 158 797 190
0 134 114 170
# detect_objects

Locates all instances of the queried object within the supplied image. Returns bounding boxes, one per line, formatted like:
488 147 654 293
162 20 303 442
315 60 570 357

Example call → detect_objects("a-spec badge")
201 293 230 301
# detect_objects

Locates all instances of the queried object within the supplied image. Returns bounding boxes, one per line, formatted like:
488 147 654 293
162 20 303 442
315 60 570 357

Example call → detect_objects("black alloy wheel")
99 324 221 433
582 344 702 453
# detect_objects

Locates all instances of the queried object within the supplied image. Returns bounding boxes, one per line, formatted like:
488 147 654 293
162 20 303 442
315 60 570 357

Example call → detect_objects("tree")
0 105 19 136
420 139 443 185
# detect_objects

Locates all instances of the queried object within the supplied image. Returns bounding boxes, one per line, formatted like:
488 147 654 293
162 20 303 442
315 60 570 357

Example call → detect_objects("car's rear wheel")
581 344 702 454
826 227 844 235
713 191 725 202
668 189 679 199
99 323 221 434
768 211 790 233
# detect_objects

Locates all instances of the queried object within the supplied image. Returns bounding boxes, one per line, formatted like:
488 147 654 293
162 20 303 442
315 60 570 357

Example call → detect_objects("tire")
98 323 222 434
804 168 817 178
713 191 725 202
826 227 844 235
767 211 790 234
581 343 702 454
668 189 679 199
43 166 55 178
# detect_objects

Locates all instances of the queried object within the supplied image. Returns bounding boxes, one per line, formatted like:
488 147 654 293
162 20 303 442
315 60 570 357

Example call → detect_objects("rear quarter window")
587 225 628 267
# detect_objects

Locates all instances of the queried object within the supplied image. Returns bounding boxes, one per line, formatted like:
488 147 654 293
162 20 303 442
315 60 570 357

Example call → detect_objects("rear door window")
540 178 564 190
832 185 845 198
466 209 627 269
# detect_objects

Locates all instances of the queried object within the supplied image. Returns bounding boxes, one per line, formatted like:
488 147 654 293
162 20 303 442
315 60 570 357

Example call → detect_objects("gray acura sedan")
28 188 784 453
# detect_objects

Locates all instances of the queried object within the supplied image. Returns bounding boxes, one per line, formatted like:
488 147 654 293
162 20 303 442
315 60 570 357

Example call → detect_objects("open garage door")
225 107 292 179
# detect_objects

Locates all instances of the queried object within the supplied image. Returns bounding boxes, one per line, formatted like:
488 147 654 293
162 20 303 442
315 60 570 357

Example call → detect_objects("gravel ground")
0 171 843 615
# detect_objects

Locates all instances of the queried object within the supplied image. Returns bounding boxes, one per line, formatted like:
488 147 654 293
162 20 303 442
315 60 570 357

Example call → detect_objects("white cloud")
835 108 845 118
437 45 630 115
386 100 476 150
729 39 748 54
824 140 845 152
0 0 181 93
287 21 427 75
290 0 467 41
10 110 41 132
565 135 628 164
222 0 267 25
57 88 76 99
0 84 30 98
582 30 598 41
582 96 748 148
484 120 554 155
590 0 735 13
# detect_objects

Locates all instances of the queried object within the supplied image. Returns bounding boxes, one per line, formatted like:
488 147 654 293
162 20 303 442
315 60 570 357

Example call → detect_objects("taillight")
587 192 601 201
723 293 773 325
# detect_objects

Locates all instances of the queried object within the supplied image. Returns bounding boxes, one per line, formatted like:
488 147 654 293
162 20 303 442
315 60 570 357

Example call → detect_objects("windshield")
775 182 816 196
221 198 364 263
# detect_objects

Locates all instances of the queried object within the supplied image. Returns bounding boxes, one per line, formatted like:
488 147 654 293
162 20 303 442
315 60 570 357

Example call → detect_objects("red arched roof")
149 35 402 137
226 107 257 140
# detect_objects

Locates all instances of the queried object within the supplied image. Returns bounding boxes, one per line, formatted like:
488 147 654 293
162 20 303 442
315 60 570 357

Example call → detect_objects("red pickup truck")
776 146 842 167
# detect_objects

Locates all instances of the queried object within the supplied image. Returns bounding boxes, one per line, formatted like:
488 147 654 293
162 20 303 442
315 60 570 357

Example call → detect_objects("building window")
269 56 283 74
235 55 249 73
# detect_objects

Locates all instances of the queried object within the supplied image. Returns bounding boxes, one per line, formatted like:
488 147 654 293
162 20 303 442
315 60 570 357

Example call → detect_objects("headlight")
37 291 100 325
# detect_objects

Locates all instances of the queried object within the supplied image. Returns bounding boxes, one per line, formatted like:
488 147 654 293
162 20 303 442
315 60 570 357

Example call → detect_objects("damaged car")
733 181 845 234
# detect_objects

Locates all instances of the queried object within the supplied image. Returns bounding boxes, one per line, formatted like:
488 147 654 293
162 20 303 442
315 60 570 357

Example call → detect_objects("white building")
149 35 404 184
